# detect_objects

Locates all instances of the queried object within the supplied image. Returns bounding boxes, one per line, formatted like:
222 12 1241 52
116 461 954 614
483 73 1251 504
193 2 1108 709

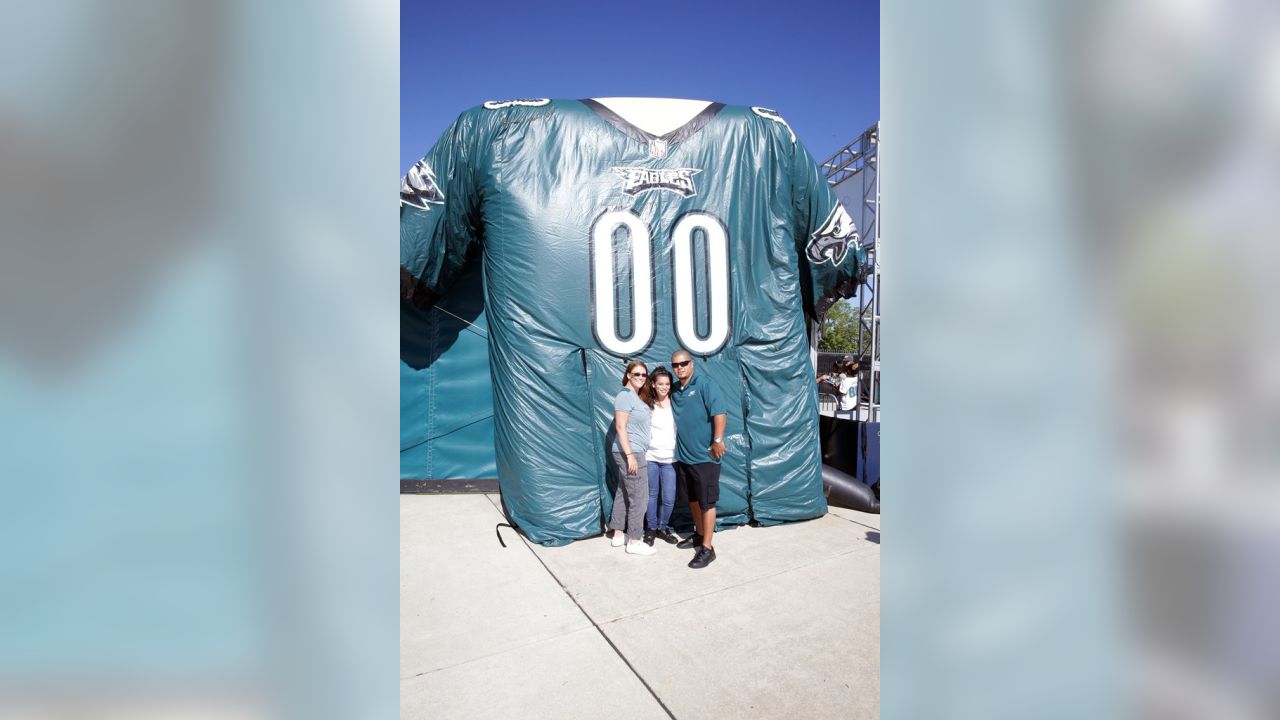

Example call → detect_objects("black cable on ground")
484 495 678 720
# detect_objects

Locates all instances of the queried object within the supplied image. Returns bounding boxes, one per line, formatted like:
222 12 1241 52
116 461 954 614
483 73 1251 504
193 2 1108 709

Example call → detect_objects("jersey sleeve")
400 109 492 308
790 138 867 320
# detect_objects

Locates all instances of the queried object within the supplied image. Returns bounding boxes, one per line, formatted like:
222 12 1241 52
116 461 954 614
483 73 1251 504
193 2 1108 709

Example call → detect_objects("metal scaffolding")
821 122 880 422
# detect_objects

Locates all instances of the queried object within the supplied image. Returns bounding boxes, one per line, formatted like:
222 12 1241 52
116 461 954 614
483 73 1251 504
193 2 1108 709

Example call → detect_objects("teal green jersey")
402 99 865 545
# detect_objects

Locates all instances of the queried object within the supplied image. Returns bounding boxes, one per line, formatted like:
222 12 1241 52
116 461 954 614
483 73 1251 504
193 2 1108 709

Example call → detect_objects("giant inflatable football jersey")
401 98 863 546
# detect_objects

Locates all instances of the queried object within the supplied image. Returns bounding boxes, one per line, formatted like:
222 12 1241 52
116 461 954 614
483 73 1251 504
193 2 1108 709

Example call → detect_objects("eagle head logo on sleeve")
806 204 859 265
400 159 444 210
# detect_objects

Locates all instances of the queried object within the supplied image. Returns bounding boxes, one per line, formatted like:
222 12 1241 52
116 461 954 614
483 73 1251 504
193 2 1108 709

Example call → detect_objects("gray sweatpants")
608 451 649 541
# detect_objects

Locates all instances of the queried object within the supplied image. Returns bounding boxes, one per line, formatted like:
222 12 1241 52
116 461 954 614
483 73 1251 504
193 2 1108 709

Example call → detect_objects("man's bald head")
671 349 694 381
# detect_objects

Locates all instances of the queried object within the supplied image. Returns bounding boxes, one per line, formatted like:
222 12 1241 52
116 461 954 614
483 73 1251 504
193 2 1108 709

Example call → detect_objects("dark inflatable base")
823 464 880 514
401 479 499 493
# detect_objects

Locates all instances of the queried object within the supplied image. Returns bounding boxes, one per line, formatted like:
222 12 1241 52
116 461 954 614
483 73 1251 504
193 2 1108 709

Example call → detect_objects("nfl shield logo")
649 139 669 159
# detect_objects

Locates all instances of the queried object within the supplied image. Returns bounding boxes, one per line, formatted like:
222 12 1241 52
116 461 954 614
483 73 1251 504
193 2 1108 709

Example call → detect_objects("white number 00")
590 210 730 357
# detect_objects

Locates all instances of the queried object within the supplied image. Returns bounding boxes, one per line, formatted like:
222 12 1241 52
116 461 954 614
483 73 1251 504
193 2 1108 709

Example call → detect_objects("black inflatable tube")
823 464 880 514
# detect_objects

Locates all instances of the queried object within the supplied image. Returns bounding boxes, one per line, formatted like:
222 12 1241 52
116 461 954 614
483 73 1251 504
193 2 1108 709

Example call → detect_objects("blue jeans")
646 461 676 531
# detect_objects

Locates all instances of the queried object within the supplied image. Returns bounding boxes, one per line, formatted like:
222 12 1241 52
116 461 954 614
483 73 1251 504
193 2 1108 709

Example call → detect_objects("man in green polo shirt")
669 349 729 569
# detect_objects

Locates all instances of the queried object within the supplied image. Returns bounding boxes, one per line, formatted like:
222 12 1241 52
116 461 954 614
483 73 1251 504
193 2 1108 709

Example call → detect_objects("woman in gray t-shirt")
606 360 655 555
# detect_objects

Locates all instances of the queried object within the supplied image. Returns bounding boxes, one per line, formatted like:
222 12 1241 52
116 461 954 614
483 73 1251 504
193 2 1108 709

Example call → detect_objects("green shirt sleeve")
703 376 730 418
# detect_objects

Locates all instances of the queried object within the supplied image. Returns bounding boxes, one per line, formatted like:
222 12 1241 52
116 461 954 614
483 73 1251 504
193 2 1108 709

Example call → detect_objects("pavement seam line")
403 495 595 681
827 512 880 532
400 625 598 680
489 495 678 720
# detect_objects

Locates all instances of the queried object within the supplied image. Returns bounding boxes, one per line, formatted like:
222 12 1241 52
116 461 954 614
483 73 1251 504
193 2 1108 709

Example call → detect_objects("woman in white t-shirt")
643 366 680 545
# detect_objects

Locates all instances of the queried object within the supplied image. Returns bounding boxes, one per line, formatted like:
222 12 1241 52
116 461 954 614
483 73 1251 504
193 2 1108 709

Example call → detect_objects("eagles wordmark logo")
400 159 444 210
612 167 701 197
806 204 859 265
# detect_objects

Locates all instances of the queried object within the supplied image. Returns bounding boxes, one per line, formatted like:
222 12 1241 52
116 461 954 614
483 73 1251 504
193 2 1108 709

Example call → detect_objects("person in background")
819 356 861 419
606 360 656 556
643 367 679 546
817 360 844 393
838 358 861 418
819 358 849 392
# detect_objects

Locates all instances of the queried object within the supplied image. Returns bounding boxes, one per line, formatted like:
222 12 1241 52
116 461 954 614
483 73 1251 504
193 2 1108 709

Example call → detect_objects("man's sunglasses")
672 360 692 369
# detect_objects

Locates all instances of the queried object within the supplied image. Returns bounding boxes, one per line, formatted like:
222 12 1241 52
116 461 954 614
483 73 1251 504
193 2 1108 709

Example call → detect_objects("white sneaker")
626 541 656 556
610 532 626 547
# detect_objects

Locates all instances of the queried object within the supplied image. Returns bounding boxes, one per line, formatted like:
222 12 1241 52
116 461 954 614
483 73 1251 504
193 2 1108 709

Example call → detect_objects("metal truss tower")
821 123 880 422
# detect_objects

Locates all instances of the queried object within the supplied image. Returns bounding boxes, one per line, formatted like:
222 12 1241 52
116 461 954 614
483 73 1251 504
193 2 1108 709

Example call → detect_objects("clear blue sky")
401 0 879 173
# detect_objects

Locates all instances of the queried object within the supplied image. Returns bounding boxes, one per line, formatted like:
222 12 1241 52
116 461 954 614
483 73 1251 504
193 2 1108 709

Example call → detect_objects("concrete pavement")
402 493 880 719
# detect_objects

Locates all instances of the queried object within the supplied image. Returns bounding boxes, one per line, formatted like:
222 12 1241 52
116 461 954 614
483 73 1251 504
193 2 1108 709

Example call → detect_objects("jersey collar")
676 371 701 393
580 99 726 148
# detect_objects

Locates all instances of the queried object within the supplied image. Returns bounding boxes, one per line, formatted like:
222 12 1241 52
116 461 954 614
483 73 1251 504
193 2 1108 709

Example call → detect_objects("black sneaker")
654 528 679 545
688 546 716 569
643 529 655 546
676 533 703 550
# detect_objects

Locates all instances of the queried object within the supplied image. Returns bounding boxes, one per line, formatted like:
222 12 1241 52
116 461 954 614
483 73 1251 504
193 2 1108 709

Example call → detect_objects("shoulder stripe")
751 106 796 144
483 98 550 110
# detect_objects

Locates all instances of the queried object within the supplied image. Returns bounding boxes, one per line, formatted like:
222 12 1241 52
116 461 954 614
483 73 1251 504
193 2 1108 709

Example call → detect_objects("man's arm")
709 414 727 460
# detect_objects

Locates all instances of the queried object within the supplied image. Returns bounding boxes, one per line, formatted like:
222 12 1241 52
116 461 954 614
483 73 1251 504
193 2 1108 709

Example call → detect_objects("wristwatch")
713 437 723 443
